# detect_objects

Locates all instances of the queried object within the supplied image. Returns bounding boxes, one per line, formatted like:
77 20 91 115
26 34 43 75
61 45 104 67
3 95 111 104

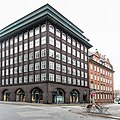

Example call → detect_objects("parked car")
118 101 120 104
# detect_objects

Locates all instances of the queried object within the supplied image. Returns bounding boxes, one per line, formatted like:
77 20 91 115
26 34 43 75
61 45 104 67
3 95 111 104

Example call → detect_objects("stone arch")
15 88 25 102
30 87 43 103
2 89 10 101
70 89 80 103
52 88 65 104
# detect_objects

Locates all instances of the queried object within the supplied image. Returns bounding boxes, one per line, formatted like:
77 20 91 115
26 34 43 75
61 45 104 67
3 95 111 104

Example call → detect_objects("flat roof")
0 4 92 48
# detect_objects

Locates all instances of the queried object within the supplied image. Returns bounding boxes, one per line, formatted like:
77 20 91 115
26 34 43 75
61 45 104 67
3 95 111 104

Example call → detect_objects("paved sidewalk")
0 101 120 119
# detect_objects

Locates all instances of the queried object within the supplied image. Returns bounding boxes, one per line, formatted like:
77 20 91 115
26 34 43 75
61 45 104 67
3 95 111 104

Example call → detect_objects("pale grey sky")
0 0 120 89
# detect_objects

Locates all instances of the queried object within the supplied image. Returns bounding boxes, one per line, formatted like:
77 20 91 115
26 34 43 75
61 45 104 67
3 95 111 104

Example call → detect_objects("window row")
2 62 87 78
2 73 88 87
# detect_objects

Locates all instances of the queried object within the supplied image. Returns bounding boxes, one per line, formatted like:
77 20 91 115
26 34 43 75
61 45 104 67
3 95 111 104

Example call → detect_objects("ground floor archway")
52 88 65 104
3 90 10 101
15 89 25 102
70 89 80 103
31 88 43 103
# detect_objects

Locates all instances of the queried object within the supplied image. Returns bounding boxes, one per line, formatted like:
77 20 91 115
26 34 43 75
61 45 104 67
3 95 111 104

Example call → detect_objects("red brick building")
89 50 114 103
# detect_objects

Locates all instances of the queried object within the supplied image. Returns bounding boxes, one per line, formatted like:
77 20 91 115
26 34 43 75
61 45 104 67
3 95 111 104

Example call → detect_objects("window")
2 61 4 67
24 54 28 61
6 50 9 56
14 77 17 84
62 43 66 51
77 51 80 58
14 36 18 43
10 68 13 75
2 42 5 48
14 47 17 53
81 80 84 86
67 46 71 54
72 49 76 56
77 42 80 48
41 73 46 81
85 73 87 78
10 78 13 84
56 29 60 37
6 40 9 47
41 49 46 57
67 36 71 43
19 45 22 52
24 43 28 50
56 40 60 49
73 69 76 75
81 44 83 51
35 74 40 82
35 62 40 70
2 70 4 76
6 60 9 66
85 81 88 87
77 79 80 85
85 55 87 61
41 24 46 32
2 51 4 57
62 33 66 40
29 41 33 49
24 32 28 39
10 48 13 55
29 75 34 82
49 36 54 46
49 25 54 33
49 73 54 81
49 61 54 70
62 54 66 62
10 38 13 45
19 55 22 63
41 61 46 69
6 69 8 75
19 35 22 42
24 76 28 83
72 59 76 66
29 52 34 60
68 67 71 74
56 63 61 71
56 52 61 60
41 36 46 45
19 77 22 84
85 47 87 53
35 51 40 59
49 49 54 58
10 58 13 65
56 75 61 82
72 39 76 46
81 62 84 68
85 64 87 70
35 38 39 47
68 57 71 64
29 64 33 71
77 70 80 76
24 65 28 72
81 53 84 59
68 77 71 84
19 66 22 73
35 27 39 35
77 61 80 67
62 76 66 83
73 78 76 85
14 67 17 74
81 71 84 77
62 65 66 73
29 30 33 37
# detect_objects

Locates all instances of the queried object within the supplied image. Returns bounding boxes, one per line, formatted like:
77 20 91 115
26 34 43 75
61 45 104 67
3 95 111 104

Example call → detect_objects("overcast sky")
0 0 120 90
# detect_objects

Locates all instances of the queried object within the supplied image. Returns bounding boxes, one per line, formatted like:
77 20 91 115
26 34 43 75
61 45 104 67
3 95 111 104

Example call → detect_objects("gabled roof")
0 4 92 48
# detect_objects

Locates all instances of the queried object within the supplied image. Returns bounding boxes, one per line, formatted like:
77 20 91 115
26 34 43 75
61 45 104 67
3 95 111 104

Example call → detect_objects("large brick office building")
89 50 114 103
0 4 92 103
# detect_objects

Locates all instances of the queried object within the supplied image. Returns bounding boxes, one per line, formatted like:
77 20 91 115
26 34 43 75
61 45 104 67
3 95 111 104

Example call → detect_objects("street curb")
71 110 120 120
